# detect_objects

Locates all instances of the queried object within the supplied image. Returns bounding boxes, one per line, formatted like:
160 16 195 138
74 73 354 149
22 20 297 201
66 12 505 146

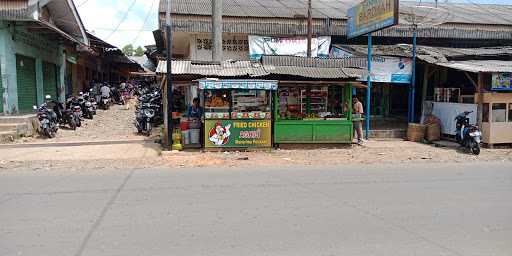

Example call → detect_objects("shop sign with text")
347 0 399 38
205 119 272 148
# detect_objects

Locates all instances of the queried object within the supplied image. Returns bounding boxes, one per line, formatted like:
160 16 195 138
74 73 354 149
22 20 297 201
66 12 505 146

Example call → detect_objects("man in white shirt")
100 84 111 98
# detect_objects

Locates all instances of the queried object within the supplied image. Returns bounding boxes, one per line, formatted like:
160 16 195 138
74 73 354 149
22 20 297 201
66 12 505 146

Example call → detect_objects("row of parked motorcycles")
34 83 127 138
134 86 163 136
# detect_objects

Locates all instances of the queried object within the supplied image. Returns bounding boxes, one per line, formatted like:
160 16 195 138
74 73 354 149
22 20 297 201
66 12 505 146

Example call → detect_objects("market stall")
199 79 277 149
477 92 512 145
274 81 354 144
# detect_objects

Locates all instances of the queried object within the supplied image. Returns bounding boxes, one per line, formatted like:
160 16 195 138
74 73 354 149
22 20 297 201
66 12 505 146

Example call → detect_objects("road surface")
1 162 511 256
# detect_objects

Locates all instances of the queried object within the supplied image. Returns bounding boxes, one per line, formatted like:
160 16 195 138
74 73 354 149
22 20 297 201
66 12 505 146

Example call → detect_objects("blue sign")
347 0 399 39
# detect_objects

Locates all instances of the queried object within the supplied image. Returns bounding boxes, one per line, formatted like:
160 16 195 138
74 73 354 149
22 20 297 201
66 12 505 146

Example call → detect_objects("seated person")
187 98 203 119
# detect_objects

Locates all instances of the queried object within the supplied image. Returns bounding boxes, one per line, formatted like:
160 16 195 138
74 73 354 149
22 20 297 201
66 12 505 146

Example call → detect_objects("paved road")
1 162 511 256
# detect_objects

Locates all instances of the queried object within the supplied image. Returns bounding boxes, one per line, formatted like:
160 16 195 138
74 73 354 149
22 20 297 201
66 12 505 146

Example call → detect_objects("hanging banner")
360 56 412 83
248 35 331 60
347 0 399 39
205 119 272 148
199 80 278 90
492 73 512 90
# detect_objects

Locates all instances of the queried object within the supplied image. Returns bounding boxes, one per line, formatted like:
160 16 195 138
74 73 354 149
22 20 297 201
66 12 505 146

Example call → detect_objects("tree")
134 46 145 56
122 44 134 56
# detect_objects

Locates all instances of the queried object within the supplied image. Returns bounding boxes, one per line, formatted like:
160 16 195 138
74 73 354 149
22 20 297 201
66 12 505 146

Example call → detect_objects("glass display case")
278 86 349 120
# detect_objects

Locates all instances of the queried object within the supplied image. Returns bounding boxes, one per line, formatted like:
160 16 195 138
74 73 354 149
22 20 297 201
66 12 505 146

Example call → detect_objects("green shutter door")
16 55 37 113
43 62 58 101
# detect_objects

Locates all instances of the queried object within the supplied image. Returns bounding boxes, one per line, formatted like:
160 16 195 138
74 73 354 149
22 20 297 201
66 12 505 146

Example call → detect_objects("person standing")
352 96 364 145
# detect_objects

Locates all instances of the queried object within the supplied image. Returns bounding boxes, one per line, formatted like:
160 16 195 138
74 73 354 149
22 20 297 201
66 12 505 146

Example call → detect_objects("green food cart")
273 81 355 144
200 79 278 149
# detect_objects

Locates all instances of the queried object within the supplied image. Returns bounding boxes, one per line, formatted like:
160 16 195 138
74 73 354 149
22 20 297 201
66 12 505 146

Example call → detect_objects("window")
509 103 512 122
492 103 507 122
204 90 230 119
278 85 349 120
482 103 489 123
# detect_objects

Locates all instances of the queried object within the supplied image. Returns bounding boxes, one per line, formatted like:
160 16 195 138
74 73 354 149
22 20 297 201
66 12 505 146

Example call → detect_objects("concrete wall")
0 21 64 114
173 32 250 61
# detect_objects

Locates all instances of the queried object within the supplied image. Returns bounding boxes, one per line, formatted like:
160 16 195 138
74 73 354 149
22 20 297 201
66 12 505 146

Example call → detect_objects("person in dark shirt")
187 98 203 119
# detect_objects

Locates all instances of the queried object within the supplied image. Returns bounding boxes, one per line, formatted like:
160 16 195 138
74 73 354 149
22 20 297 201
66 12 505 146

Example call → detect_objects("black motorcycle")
34 104 58 138
66 97 82 128
78 95 94 119
135 103 156 136
455 111 481 155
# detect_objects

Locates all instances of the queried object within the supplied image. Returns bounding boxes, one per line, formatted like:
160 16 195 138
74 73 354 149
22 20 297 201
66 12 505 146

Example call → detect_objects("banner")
347 0 399 38
492 73 512 90
248 35 331 60
205 119 272 148
360 56 412 83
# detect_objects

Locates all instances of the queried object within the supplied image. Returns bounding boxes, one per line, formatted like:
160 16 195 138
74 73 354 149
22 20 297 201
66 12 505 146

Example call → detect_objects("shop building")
0 0 89 114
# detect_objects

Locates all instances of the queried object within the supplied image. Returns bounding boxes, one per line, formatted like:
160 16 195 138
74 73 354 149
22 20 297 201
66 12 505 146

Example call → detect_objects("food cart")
273 81 354 144
199 79 277 149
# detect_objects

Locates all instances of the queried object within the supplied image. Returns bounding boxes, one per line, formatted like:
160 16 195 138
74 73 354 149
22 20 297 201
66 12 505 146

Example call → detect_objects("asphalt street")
1 161 511 256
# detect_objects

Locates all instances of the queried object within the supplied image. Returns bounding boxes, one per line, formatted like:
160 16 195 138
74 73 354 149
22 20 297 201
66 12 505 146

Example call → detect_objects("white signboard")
361 56 412 84
249 35 331 60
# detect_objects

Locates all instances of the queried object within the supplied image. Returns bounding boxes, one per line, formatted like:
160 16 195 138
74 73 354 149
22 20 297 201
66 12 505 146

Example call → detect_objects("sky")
74 0 512 50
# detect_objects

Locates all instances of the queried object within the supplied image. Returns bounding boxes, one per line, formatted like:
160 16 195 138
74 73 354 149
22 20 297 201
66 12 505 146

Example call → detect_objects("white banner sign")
361 56 412 84
248 35 331 60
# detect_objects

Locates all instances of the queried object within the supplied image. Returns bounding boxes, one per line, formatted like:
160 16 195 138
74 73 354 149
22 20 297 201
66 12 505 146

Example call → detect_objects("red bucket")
180 121 189 131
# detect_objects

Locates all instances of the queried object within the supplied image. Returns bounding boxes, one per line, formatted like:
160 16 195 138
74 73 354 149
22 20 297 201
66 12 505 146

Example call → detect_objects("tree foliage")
122 44 134 56
134 46 145 56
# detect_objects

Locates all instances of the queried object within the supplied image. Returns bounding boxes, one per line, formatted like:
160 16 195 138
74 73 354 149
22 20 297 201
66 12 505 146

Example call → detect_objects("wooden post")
477 72 484 127
421 64 429 105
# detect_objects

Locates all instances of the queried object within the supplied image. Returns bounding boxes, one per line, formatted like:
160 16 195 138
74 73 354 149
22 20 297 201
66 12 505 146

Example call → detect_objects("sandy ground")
1 139 511 171
16 100 158 144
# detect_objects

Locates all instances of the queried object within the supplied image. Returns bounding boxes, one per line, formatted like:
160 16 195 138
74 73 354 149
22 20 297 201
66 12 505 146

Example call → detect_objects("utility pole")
212 0 223 62
306 0 312 58
165 0 173 150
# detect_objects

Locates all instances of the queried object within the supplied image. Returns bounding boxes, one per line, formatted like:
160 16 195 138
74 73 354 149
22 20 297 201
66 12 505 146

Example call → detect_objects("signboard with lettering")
492 73 512 91
359 56 412 83
205 119 272 148
347 0 399 39
248 35 331 60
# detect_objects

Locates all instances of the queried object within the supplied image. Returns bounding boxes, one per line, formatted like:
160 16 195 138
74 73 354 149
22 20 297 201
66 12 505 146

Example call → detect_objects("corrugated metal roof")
261 55 367 68
0 0 32 19
156 60 267 77
435 60 512 73
156 58 365 79
160 0 512 26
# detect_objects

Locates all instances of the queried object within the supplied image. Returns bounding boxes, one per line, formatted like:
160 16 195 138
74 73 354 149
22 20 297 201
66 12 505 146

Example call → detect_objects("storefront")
200 79 277 149
274 81 355 144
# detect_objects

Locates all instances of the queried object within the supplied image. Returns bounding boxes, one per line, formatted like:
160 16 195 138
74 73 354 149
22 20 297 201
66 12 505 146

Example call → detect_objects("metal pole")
366 33 372 140
410 28 417 123
306 0 312 57
212 0 223 62
165 0 173 150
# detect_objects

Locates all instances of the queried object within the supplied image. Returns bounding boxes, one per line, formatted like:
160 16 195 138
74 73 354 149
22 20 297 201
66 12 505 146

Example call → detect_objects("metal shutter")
16 55 37 113
43 62 58 101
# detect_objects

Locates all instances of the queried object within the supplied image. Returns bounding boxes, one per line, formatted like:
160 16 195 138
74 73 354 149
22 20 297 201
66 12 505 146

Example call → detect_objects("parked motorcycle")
78 93 94 119
455 111 481 155
135 103 156 136
66 97 82 128
34 101 58 138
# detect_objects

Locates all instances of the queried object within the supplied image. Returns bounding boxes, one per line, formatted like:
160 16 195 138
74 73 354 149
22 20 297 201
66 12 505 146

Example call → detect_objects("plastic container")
182 130 191 145
190 129 200 144
180 121 189 131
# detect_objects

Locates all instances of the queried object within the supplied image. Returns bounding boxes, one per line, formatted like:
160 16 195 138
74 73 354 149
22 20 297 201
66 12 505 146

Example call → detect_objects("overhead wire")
105 0 138 40
131 0 157 46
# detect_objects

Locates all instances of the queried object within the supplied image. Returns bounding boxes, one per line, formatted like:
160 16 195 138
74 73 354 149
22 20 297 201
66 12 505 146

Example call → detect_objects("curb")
0 139 158 149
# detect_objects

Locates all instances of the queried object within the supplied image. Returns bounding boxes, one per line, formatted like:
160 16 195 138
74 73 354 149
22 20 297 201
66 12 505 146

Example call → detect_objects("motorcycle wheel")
77 118 82 127
89 112 94 119
44 127 52 138
145 122 152 137
470 141 481 155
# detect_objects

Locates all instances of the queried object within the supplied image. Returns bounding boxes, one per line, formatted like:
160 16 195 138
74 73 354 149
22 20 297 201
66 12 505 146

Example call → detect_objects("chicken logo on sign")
208 122 231 146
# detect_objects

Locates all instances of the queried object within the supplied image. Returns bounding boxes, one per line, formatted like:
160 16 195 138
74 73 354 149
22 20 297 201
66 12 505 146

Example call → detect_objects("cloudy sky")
74 0 511 50
75 0 159 49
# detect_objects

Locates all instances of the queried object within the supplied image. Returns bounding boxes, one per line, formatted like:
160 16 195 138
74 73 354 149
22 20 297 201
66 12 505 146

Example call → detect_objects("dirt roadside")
2 140 510 171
